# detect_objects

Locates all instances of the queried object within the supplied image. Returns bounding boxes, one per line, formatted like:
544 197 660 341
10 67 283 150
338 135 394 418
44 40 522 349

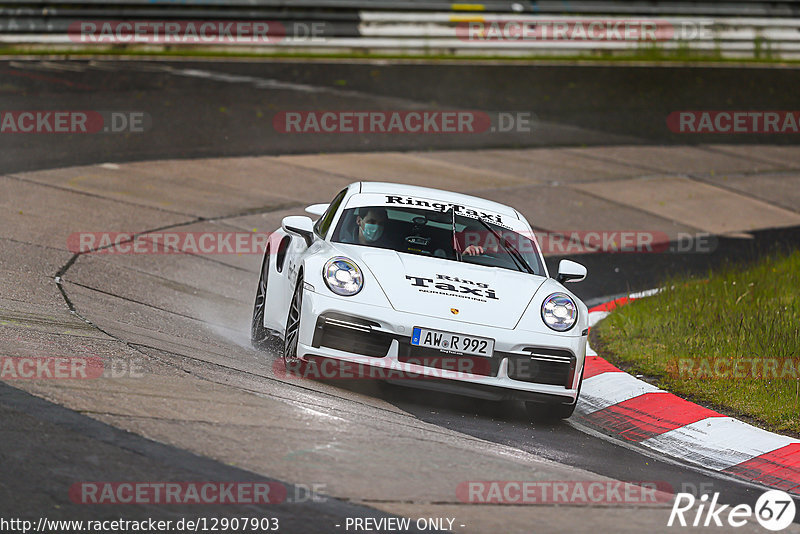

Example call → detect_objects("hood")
336 245 546 329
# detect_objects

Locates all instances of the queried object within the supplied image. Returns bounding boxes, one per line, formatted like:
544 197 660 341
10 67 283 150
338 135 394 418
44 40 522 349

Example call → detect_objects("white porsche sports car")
251 182 589 419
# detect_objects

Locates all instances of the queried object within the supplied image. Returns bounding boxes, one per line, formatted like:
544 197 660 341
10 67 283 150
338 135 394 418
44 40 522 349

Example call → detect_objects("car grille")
312 316 576 387
396 341 499 377
506 347 576 387
312 313 393 358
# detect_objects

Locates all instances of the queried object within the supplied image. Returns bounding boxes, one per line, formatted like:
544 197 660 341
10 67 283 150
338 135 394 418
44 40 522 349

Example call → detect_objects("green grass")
594 249 800 435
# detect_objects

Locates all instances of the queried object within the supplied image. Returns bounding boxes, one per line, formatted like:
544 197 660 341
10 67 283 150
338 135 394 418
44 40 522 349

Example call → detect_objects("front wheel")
283 274 304 370
525 367 583 421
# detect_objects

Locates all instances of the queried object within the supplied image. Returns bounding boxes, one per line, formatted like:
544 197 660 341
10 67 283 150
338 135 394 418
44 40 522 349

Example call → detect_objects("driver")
436 244 483 257
458 231 495 256
356 207 391 246
463 244 484 256
436 230 491 257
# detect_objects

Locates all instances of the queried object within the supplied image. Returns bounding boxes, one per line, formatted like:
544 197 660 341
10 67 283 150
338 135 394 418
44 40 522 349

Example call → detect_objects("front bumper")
295 287 587 404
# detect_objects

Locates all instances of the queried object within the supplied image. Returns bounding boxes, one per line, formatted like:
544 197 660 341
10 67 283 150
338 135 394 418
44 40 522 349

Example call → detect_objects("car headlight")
541 293 577 331
323 257 364 296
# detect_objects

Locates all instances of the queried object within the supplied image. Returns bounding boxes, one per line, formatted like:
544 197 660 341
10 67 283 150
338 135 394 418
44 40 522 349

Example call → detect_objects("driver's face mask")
362 222 384 242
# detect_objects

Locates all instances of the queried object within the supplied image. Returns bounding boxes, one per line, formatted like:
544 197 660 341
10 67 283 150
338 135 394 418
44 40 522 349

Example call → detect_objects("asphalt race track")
4 59 800 175
2 58 800 533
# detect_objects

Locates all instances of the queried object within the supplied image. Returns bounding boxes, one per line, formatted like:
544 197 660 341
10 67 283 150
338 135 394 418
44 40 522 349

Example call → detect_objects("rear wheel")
251 249 274 349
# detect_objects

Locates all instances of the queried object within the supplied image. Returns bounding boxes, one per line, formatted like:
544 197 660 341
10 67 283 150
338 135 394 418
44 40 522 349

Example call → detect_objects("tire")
283 273 304 371
525 366 584 421
251 249 275 349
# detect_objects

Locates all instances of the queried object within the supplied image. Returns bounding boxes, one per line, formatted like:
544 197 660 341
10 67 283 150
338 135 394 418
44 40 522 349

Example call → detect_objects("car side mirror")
556 259 587 283
282 216 315 247
305 203 329 217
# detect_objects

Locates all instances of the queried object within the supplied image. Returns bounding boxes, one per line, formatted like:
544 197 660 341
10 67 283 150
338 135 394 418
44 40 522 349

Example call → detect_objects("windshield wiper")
475 217 535 275
450 207 462 262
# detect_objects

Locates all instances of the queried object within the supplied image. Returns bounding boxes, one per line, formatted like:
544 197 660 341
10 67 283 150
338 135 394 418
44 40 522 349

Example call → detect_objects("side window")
314 188 347 238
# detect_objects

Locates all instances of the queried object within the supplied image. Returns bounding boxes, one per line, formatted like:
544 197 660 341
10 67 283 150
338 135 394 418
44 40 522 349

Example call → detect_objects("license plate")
411 327 494 357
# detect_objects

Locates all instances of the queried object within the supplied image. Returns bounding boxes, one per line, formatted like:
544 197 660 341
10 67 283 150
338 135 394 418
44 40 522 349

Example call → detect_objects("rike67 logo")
669 490 796 531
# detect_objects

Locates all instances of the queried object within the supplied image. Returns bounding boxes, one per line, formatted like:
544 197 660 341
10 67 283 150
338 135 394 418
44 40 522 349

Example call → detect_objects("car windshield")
331 205 544 275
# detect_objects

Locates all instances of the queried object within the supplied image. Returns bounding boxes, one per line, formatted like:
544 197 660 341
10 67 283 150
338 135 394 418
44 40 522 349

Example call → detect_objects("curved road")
2 58 800 533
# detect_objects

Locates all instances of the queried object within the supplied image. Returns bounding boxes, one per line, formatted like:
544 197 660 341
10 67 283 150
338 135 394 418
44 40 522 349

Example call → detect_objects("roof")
356 182 520 219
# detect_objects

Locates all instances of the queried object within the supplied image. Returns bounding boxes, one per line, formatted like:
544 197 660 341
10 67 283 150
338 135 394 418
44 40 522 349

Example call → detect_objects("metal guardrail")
1 0 799 14
2 1 800 59
354 13 800 57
